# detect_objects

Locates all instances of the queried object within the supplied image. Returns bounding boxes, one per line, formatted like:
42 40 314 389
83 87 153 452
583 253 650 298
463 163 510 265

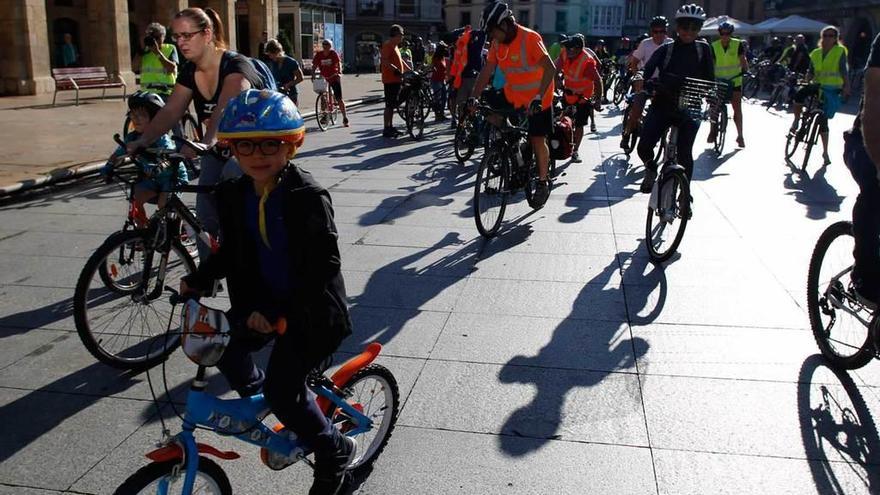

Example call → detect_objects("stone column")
0 0 54 95
200 0 237 50
248 0 279 57
86 0 136 87
153 0 189 28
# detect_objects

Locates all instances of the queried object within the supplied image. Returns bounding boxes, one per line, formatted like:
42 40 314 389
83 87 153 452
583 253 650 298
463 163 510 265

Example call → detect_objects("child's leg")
215 331 270 397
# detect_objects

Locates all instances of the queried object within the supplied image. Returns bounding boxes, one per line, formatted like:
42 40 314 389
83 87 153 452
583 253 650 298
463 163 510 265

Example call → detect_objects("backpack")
549 115 574 160
226 50 278 91
662 40 709 72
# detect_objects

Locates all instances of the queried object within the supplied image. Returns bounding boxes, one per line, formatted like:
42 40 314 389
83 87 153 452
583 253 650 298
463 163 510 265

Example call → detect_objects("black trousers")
637 105 700 179
216 328 341 454
844 130 880 294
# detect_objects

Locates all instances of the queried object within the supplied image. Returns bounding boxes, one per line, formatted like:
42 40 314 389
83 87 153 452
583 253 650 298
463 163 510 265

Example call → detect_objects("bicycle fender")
316 342 382 413
662 163 686 177
146 443 240 462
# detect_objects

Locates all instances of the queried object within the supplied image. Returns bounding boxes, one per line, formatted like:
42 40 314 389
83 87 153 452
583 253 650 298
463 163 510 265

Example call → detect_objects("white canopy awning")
700 16 762 36
754 15 830 34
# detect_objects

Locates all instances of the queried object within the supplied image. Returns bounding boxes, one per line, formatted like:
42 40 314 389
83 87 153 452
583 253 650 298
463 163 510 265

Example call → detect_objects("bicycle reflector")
181 300 231 366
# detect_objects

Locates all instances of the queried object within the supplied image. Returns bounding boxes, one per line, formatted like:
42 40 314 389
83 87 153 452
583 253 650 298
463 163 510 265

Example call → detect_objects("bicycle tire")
333 364 400 476
802 113 821 172
806 221 875 370
645 169 690 263
714 104 728 156
613 80 627 106
316 92 330 132
453 117 475 164
74 229 194 370
784 121 802 160
406 93 424 140
114 456 232 495
473 149 508 238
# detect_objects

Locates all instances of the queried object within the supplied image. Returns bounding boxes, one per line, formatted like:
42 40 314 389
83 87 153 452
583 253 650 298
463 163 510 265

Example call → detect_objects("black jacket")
183 165 352 349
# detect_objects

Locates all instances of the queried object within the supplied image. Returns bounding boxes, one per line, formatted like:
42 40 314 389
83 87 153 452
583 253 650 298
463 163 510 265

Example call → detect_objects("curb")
0 95 385 198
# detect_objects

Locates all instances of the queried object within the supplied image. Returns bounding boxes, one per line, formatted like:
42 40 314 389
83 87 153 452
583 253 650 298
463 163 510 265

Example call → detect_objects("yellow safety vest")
810 45 846 88
712 38 742 87
140 44 177 93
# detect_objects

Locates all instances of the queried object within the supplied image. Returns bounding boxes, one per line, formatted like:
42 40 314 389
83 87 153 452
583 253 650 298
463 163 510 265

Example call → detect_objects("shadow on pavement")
797 354 880 493
783 163 844 220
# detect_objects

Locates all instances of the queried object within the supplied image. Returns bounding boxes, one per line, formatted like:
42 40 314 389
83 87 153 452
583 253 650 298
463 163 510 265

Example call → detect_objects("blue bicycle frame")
154 373 373 495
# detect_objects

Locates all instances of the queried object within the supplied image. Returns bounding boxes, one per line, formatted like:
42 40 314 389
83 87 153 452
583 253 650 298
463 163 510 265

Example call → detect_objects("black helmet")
597 39 606 45
128 90 164 119
481 2 513 32
650 16 668 29
563 34 584 50
718 21 735 34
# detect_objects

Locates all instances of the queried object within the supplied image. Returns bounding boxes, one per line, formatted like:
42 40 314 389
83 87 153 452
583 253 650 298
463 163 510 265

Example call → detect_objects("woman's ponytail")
204 8 227 49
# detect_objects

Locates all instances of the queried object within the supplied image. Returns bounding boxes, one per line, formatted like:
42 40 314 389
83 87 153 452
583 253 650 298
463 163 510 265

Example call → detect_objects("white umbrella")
700 15 762 36
758 15 829 34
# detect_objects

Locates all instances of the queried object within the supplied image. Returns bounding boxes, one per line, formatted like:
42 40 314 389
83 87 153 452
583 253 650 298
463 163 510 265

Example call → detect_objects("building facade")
343 0 443 70
1 0 346 96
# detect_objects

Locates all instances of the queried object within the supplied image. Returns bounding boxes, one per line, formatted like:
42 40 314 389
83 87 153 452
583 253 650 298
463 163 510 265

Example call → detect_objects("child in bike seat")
179 89 355 495
104 91 187 227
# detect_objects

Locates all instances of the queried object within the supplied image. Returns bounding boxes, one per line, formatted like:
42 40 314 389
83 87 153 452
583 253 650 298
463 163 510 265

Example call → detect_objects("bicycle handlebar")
169 288 288 335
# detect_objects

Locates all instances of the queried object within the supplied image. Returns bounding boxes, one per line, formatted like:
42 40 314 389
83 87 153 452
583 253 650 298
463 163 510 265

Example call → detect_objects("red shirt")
312 50 341 81
431 57 447 82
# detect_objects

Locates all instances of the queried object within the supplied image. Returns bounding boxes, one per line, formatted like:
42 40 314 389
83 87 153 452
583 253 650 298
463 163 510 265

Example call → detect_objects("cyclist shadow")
496 250 664 456
797 354 880 493
692 148 739 182
782 163 843 220
329 139 451 172
558 155 639 225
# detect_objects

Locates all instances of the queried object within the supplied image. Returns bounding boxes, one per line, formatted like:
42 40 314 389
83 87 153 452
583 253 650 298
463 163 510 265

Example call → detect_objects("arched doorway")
51 17 80 68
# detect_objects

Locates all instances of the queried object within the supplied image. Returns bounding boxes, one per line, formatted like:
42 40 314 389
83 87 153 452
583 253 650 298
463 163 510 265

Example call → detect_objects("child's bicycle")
114 294 399 494
807 221 879 370
73 135 215 371
313 76 338 132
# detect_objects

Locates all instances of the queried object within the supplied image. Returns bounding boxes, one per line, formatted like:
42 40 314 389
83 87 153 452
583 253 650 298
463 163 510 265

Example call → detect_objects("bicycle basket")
715 79 733 104
312 78 328 94
181 299 231 366
677 78 720 121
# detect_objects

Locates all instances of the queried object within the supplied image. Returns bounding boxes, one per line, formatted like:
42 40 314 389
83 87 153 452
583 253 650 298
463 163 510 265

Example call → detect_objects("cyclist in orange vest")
557 35 602 163
470 2 557 207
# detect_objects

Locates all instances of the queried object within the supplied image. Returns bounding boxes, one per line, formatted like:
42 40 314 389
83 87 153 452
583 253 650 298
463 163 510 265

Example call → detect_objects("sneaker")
570 152 581 163
532 180 550 209
590 123 597 133
736 136 745 148
823 153 831 165
309 435 357 495
343 118 350 127
640 168 657 194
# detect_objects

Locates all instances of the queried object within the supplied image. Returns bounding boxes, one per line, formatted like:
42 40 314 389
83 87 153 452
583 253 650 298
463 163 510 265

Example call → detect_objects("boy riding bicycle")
104 91 186 227
179 89 356 495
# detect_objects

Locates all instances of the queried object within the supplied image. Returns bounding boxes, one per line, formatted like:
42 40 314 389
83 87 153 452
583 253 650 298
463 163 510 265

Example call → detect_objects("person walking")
265 39 304 104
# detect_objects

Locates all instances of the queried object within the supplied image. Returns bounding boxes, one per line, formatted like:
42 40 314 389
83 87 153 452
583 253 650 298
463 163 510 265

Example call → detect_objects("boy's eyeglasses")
677 20 703 32
231 139 285 156
171 30 205 42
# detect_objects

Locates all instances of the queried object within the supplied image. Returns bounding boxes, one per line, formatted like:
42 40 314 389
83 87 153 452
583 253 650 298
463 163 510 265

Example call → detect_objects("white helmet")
675 4 706 21
180 299 231 367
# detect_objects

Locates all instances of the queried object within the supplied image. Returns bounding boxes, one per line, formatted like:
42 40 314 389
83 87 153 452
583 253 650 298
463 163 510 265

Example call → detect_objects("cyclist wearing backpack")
128 7 267 259
636 4 714 194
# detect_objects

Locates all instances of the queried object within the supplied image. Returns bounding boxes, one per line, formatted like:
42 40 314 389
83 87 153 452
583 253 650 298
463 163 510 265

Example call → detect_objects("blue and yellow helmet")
217 89 305 149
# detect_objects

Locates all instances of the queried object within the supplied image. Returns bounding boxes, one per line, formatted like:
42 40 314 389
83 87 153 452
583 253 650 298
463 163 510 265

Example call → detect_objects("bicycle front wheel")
316 93 330 132
645 169 690 263
802 114 822 172
405 93 424 140
807 221 875 370
453 116 475 164
474 149 508 238
714 104 728 156
74 229 194 370
114 457 232 495
332 364 400 476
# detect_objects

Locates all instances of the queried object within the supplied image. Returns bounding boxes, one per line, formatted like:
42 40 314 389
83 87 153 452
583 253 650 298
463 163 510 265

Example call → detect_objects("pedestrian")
140 22 179 97
264 39 304 104
257 31 270 63
412 36 426 67
430 42 449 121
380 24 410 137
59 33 79 68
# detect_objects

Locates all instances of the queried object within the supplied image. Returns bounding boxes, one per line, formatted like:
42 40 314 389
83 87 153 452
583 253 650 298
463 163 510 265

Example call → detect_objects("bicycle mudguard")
146 443 240 462
316 342 382 413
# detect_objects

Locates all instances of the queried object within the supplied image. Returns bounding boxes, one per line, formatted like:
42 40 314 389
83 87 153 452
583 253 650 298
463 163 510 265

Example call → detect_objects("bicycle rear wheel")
474 149 508 238
73 229 194 370
645 168 690 263
405 92 424 140
453 116 475 164
316 93 330 132
332 364 400 476
114 457 231 495
807 221 875 370
802 114 822 172
713 104 728 156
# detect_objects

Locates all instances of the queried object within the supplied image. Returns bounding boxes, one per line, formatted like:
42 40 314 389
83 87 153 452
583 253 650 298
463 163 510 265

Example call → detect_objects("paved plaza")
0 98 878 494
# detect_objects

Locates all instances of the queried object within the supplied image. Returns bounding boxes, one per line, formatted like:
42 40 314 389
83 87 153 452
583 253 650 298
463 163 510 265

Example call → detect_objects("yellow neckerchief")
257 179 279 249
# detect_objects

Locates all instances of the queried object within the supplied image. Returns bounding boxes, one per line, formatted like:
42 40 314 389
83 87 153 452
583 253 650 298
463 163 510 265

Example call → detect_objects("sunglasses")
678 20 703 32
231 139 286 156
822 33 838 38
652 29 667 35
171 29 205 42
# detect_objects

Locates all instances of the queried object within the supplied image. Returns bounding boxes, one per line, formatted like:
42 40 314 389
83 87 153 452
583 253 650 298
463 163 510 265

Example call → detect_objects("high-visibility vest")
493 26 553 110
562 49 595 103
810 45 846 88
140 44 177 93
450 28 471 89
712 38 742 87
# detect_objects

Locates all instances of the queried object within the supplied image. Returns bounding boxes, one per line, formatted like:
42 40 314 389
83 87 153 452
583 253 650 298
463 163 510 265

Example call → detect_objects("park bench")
52 66 127 106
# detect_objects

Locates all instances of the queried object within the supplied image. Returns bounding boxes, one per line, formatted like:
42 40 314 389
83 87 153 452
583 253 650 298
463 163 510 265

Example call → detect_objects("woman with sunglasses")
128 7 267 259
790 26 851 165
709 21 749 148
635 4 714 194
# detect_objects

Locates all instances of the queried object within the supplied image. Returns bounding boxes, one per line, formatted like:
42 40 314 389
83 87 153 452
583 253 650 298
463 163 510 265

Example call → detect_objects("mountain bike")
313 76 338 132
785 83 828 172
73 135 215 371
612 71 632 106
402 68 433 140
473 106 552 237
644 77 720 262
114 295 399 494
807 221 879 370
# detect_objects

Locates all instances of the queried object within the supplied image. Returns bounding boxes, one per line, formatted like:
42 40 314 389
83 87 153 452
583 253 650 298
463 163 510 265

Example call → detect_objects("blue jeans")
844 129 880 295
195 152 242 259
